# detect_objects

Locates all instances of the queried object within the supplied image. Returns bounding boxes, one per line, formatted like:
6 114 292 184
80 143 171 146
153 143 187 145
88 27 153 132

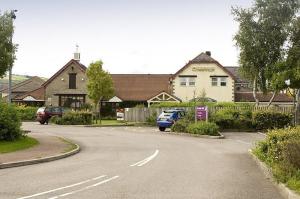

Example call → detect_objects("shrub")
171 119 190 133
15 106 38 121
253 126 300 192
51 111 92 125
186 122 219 136
0 102 22 141
252 111 293 130
146 112 157 126
211 109 252 130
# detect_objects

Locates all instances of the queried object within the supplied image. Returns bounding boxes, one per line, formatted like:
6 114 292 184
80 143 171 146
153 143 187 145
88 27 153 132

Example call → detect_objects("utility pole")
7 10 17 104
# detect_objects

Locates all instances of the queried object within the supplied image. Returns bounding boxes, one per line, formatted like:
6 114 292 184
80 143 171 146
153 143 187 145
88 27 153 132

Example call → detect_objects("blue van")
156 109 186 131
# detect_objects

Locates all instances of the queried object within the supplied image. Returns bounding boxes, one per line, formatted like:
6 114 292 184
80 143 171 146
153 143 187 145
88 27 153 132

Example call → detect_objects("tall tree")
232 0 300 105
86 60 114 124
0 11 17 77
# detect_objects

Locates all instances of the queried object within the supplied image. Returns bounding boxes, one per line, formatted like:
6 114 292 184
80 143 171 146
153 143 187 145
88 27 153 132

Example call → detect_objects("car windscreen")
158 112 174 119
37 107 45 113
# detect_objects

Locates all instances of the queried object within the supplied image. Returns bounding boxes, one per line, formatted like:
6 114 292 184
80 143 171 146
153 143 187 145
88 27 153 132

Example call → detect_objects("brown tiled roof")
111 74 172 101
224 67 249 83
235 92 293 102
0 76 45 93
42 59 86 87
173 52 236 80
14 86 45 101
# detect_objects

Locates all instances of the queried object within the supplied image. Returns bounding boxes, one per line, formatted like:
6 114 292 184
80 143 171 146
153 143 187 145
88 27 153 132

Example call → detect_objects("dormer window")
69 73 77 89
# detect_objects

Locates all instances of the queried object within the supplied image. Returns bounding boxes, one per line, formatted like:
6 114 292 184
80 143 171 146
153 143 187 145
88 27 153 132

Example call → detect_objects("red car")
36 107 63 124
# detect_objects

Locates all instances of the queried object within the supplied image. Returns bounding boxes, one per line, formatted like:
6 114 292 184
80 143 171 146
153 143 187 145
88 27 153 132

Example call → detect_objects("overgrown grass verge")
0 137 39 153
253 126 300 194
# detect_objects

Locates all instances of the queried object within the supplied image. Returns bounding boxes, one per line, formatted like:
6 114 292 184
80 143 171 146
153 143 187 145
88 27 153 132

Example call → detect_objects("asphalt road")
0 122 283 199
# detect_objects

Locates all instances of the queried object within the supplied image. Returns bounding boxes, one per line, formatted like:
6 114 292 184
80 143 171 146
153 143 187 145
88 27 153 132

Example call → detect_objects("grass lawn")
0 137 39 154
93 119 135 126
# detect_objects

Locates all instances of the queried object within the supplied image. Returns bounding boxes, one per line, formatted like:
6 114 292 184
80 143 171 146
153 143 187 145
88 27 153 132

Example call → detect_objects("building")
11 50 292 108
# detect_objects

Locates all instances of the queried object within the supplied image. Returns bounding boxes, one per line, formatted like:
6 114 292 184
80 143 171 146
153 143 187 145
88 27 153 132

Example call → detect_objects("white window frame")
211 77 218 86
180 77 187 86
211 77 227 87
188 77 196 86
220 77 227 87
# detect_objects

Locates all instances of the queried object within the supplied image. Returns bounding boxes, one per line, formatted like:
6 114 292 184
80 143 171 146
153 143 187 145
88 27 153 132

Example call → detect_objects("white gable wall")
173 63 234 102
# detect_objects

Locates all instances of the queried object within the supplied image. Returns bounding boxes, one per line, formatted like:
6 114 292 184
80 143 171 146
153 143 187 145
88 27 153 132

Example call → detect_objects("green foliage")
171 119 190 133
232 0 300 94
151 102 253 108
15 106 38 121
51 111 92 125
210 109 253 130
0 11 17 78
0 136 38 153
0 102 21 141
252 111 292 130
186 122 219 136
253 126 300 193
146 112 157 126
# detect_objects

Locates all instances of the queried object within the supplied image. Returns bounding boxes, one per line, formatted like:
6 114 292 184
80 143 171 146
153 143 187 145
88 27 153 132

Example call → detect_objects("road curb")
0 139 80 169
248 149 300 199
164 132 225 139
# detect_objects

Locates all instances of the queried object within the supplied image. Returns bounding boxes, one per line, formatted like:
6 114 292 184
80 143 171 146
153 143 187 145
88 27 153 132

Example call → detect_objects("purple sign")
196 106 208 121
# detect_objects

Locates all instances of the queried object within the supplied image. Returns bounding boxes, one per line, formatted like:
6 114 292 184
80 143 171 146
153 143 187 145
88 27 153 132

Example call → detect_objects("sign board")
116 108 125 121
196 106 208 121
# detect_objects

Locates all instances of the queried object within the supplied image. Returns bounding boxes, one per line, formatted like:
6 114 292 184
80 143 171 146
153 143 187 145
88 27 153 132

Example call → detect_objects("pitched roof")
111 74 172 101
0 76 45 93
173 52 236 80
235 92 293 102
224 66 249 83
42 59 86 87
14 86 45 101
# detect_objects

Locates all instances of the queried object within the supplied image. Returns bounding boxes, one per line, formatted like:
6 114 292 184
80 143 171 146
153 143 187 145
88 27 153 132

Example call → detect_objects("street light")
285 79 297 126
8 9 17 104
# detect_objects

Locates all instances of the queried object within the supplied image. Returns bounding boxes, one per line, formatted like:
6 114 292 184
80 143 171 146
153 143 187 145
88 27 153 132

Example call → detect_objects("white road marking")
47 176 119 199
17 175 106 199
130 150 159 167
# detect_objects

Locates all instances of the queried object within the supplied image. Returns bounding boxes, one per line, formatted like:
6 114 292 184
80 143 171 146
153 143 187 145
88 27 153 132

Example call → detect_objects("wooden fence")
124 106 295 123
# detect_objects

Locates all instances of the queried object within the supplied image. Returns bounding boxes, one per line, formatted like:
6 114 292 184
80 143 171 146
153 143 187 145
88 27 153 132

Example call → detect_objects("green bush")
171 119 190 133
252 111 293 130
253 126 300 193
51 111 92 125
15 106 38 121
211 109 252 130
186 122 219 136
146 112 157 126
0 102 22 141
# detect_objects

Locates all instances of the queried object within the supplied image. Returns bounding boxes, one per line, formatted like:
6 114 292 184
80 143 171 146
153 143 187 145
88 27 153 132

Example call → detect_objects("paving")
0 122 284 199
0 132 72 164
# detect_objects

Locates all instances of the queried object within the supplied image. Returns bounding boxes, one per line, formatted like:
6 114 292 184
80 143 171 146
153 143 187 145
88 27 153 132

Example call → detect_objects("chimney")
205 51 211 56
73 44 80 61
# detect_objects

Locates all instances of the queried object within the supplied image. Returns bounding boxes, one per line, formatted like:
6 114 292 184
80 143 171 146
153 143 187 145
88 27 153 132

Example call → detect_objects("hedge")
15 106 38 121
252 111 293 130
51 111 92 125
253 127 300 193
186 122 219 136
0 102 22 141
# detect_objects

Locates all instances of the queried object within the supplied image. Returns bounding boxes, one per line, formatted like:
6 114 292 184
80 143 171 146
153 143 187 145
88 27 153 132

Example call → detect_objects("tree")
86 60 114 124
0 11 17 78
232 0 300 105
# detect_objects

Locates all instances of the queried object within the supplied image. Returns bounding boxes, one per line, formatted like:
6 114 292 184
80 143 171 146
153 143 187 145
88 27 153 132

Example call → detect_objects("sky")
0 0 253 78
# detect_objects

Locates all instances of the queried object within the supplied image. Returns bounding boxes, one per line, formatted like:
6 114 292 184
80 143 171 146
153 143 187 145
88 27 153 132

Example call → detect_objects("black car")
36 106 63 124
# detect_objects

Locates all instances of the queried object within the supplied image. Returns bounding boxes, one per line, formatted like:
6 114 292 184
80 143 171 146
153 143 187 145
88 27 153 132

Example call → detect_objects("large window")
179 76 196 87
69 73 77 89
211 77 227 87
59 94 85 109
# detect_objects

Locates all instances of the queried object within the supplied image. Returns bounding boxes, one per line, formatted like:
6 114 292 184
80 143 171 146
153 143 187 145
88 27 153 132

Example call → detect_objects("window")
180 78 187 86
211 77 218 86
180 77 196 87
189 78 196 86
220 77 227 86
69 73 77 89
59 94 85 109
211 77 227 87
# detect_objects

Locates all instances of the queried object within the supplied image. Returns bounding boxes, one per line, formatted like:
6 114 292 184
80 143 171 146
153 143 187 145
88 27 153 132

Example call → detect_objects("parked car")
36 106 64 124
156 109 186 131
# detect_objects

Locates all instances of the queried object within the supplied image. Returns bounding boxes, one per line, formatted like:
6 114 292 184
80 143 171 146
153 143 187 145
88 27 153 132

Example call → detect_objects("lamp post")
7 9 17 104
285 79 297 126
